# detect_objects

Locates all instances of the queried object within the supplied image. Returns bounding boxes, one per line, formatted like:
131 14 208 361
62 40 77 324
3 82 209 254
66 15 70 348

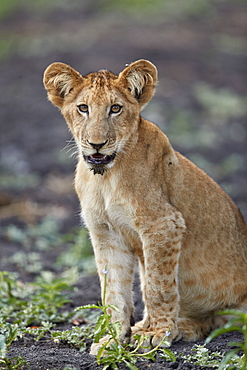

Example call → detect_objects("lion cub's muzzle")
83 140 116 175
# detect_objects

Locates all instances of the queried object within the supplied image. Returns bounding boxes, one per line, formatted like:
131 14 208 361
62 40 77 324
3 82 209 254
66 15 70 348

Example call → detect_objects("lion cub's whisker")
62 139 78 159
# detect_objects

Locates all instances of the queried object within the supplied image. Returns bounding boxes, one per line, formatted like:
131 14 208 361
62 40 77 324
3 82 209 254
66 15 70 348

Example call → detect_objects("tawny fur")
43 60 247 354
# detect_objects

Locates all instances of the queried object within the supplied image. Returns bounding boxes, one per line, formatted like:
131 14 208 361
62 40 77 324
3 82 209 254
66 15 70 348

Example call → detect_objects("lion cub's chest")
82 181 141 256
81 178 136 235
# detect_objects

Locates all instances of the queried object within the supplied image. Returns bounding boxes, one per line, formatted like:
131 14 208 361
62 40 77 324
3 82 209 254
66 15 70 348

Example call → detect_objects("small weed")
3 217 61 251
104 0 217 20
0 330 27 370
2 221 94 276
8 251 43 274
50 367 77 370
0 271 77 368
96 333 175 370
23 321 55 341
194 83 247 121
33 273 72 310
180 344 224 368
57 228 95 274
206 309 247 369
0 173 40 191
51 326 93 351
2 222 94 271
0 271 73 326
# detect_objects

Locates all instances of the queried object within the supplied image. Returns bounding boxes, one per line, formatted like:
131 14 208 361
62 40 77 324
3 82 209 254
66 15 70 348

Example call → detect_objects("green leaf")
97 339 111 363
125 361 138 370
218 349 239 370
217 309 247 319
0 335 6 358
94 315 108 342
106 304 119 312
161 348 176 362
228 341 244 349
102 362 117 370
206 326 241 343
142 352 156 361
110 321 122 339
75 304 100 311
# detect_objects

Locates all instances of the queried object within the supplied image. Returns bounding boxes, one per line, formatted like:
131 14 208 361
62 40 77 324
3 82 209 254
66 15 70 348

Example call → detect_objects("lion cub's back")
165 151 247 313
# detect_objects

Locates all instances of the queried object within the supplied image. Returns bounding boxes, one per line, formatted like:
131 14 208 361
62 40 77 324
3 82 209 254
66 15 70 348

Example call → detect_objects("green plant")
0 271 78 368
7 251 43 274
96 333 175 370
194 83 247 121
180 344 224 368
3 217 61 251
0 271 73 326
1 219 62 276
33 274 72 311
76 270 176 369
57 228 95 274
23 321 55 341
0 330 27 370
206 309 247 369
50 367 77 370
2 222 94 277
0 173 40 191
104 0 219 20
51 326 93 351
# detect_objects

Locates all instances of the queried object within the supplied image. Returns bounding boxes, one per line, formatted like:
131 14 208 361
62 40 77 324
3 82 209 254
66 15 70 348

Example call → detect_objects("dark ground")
6 274 245 370
0 1 247 369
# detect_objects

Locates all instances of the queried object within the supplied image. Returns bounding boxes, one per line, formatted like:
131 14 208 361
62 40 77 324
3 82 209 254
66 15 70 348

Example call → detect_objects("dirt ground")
0 1 247 369
6 277 245 370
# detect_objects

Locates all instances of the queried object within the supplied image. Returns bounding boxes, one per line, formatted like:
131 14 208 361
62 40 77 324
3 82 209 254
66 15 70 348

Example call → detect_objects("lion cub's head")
43 60 157 175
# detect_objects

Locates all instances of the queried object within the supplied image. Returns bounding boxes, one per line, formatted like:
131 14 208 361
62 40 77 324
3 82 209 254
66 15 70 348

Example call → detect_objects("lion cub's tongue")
92 153 105 159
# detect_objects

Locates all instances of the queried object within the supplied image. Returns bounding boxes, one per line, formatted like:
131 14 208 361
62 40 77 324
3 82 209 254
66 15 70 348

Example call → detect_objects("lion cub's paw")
131 329 173 351
177 317 213 342
90 335 112 356
90 323 132 357
131 323 178 350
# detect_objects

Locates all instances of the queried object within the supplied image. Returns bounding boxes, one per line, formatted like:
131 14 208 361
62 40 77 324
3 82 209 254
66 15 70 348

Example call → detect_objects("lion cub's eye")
77 104 89 114
110 104 122 114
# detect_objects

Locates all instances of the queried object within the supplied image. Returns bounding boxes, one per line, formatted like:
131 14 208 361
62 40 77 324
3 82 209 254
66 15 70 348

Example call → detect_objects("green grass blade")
124 361 138 370
206 326 241 343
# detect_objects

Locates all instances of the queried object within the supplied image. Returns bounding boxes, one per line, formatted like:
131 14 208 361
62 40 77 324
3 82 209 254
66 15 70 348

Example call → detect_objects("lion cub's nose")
87 140 108 150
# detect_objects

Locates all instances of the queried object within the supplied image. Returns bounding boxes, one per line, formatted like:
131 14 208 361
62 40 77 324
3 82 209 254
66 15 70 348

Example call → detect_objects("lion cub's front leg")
89 226 136 355
134 210 186 347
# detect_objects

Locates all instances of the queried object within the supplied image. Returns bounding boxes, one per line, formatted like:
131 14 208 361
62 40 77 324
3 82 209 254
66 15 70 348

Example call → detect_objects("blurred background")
0 0 246 279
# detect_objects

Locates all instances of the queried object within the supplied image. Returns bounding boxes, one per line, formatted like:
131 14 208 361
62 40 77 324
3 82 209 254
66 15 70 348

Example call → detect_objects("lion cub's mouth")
83 152 116 165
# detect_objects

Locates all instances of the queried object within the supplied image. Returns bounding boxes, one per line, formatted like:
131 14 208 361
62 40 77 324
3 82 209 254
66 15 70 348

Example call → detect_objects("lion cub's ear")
43 62 83 108
118 59 158 110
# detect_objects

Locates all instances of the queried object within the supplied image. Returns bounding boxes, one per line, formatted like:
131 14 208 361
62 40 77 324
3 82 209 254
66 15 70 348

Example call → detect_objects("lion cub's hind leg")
177 315 229 342
178 296 247 342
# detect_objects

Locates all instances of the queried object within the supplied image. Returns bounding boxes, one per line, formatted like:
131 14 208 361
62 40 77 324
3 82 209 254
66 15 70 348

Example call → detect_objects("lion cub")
44 60 247 353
